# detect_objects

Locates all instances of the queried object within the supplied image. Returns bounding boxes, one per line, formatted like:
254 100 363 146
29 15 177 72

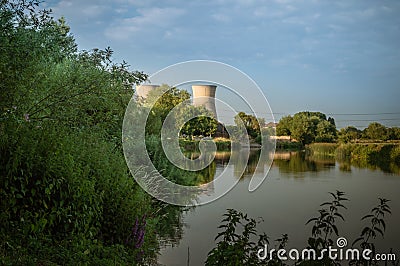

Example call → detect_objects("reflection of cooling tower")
136 84 160 99
192 85 217 119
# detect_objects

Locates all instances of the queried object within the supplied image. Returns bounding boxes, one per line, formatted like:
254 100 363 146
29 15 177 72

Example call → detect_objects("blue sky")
44 0 400 128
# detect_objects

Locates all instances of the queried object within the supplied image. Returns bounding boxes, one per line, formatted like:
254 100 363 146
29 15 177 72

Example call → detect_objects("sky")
44 0 400 128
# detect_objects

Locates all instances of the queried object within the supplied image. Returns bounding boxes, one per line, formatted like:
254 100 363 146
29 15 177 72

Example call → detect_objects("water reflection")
186 150 400 181
185 150 343 183
159 150 400 265
273 152 336 174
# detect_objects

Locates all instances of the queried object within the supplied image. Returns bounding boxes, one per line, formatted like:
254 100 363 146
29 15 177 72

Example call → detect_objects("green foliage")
276 112 337 145
339 124 400 143
207 193 394 266
205 209 269 266
276 115 293 136
338 126 362 143
145 135 215 186
363 122 389 141
0 120 158 264
177 105 218 138
275 141 303 150
388 127 400 140
179 138 231 151
144 84 190 135
143 84 217 138
351 198 391 265
307 143 339 156
303 191 348 265
335 144 400 173
0 1 168 264
234 112 265 143
315 120 337 143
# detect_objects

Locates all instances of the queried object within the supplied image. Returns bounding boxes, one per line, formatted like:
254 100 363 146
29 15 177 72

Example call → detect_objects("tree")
363 122 388 141
276 111 338 145
328 117 336 127
177 105 218 138
290 113 315 145
315 120 337 143
234 112 263 140
144 84 190 135
388 127 400 140
338 126 362 143
276 115 293 136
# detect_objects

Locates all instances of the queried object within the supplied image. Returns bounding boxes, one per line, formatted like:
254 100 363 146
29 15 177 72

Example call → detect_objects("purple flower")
127 214 147 250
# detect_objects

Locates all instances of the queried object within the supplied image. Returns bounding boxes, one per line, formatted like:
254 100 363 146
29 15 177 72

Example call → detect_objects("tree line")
276 112 400 145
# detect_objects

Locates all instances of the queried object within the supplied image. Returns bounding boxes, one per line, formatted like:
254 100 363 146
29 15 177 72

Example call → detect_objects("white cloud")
51 0 108 20
105 7 185 40
212 13 231 23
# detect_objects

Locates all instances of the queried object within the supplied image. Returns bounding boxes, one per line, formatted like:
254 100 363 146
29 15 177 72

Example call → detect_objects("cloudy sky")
44 0 400 128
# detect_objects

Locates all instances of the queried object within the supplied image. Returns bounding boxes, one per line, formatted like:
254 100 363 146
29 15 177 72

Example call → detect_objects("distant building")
264 122 278 128
192 85 218 120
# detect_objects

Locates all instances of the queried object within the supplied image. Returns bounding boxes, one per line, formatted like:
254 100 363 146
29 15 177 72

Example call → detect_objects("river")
158 150 400 265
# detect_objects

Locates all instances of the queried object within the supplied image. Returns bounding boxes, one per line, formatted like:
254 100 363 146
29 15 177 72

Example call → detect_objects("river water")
158 150 400 265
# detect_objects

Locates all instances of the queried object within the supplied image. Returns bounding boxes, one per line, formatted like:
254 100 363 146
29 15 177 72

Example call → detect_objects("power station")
191 85 218 119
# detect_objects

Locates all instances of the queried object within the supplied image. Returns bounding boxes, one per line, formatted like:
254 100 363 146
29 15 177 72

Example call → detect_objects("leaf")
332 224 339 236
379 219 386 231
361 214 374 220
374 227 384 237
361 227 371 236
306 218 318 225
334 212 345 221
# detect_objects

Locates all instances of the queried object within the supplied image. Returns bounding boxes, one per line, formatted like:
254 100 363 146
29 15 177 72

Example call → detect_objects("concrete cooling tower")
136 84 160 99
192 85 217 119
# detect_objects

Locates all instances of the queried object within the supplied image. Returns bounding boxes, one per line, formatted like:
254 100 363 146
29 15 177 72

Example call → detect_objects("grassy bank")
179 138 232 151
307 143 400 173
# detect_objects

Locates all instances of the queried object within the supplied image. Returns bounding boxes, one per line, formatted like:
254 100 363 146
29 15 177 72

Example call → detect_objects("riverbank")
307 142 400 173
179 138 304 151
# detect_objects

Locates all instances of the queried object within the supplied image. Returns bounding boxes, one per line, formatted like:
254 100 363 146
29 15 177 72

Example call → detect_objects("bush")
0 119 157 264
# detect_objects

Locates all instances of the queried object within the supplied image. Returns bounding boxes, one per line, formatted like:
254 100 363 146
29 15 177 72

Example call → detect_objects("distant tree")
234 112 263 140
276 111 338 145
338 126 362 143
363 122 388 141
276 115 293 136
328 117 336 127
290 113 315 145
388 127 400 140
315 120 337 143
177 105 218 138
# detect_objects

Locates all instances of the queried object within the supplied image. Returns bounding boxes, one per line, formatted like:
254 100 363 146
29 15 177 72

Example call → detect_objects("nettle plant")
205 209 269 266
206 192 396 266
350 198 393 266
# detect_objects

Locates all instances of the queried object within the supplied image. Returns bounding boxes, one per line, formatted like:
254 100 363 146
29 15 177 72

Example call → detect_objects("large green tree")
363 122 389 141
276 111 337 144
276 115 293 136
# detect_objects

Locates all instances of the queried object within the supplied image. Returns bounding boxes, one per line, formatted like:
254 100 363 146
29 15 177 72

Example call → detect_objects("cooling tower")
192 85 217 119
136 84 160 99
